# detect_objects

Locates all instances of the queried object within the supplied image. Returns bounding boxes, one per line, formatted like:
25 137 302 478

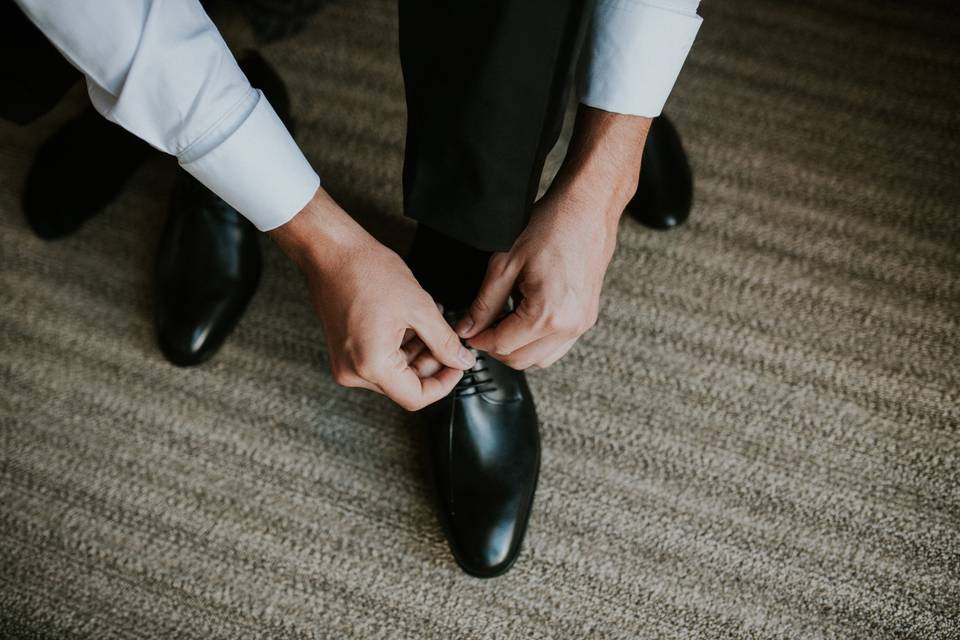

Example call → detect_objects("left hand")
453 183 621 370
456 106 652 370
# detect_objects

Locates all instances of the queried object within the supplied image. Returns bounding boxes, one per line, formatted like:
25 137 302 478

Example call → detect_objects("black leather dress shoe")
154 52 290 366
421 339 540 578
154 176 262 366
625 113 693 230
22 108 148 238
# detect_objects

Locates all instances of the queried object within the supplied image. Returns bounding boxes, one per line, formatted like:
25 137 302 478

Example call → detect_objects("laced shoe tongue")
455 348 496 396
441 311 496 396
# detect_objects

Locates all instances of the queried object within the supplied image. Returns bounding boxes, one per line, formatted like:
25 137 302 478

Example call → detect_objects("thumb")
411 300 476 371
456 253 516 339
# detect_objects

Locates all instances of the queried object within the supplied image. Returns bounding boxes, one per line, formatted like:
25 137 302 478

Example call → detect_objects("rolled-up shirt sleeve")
578 0 703 117
14 0 320 231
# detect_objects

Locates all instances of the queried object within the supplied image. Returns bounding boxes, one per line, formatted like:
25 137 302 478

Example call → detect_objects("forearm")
268 187 377 277
549 105 652 224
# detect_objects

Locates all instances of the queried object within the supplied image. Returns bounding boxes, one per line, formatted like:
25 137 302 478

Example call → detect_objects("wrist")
560 161 640 222
268 187 372 276
550 160 638 232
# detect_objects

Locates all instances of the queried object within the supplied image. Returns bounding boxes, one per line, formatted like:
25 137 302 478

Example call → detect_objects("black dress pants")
399 0 587 252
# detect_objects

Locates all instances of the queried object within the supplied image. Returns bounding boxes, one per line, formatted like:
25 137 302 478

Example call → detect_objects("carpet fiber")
1 1 959 638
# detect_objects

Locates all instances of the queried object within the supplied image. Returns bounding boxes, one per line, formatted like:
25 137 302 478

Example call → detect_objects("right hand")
270 188 475 411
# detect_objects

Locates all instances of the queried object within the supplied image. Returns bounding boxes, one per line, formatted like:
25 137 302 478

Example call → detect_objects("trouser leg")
398 0 587 253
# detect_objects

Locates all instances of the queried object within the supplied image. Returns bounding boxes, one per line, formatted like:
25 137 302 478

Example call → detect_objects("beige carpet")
2 1 959 638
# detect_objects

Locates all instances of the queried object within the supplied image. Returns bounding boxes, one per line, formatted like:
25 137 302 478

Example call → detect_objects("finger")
377 362 463 411
359 381 387 395
468 298 548 356
336 370 384 394
401 328 417 346
455 254 516 338
535 337 578 369
411 351 444 378
401 336 427 364
496 333 574 370
416 366 464 404
410 301 476 370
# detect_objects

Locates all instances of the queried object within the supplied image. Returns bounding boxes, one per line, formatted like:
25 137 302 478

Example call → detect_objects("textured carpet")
2 1 959 638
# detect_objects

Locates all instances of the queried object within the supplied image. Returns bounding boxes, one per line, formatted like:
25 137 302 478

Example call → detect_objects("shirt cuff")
179 90 321 231
578 0 703 117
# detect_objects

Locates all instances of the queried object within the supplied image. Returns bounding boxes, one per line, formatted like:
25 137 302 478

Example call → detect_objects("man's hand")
270 188 476 410
455 107 653 370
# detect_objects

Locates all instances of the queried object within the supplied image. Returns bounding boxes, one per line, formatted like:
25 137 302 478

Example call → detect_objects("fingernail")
458 346 476 368
455 316 474 336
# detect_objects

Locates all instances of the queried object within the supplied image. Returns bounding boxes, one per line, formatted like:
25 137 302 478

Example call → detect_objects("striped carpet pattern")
1 1 959 637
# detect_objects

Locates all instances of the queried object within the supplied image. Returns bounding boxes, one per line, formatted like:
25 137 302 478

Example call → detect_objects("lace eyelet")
454 352 496 396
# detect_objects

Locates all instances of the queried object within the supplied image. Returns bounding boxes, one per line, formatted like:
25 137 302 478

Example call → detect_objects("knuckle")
488 252 510 274
400 397 424 411
331 367 354 387
504 356 525 371
542 311 561 332
544 309 578 334
442 330 460 353
471 296 491 315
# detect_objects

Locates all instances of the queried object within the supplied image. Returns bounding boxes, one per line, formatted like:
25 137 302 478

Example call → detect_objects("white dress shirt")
15 0 701 233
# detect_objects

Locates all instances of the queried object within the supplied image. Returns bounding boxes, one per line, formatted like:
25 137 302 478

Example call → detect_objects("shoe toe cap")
155 295 233 367
157 316 217 367
446 495 531 578
626 203 689 230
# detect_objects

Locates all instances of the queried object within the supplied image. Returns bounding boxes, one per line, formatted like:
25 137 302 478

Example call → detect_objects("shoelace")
454 349 497 397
